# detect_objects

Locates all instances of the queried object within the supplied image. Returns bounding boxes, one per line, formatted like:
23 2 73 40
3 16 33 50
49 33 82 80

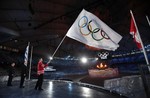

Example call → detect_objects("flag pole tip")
130 10 132 13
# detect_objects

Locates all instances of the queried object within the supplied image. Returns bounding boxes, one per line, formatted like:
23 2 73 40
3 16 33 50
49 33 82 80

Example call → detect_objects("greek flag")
66 9 122 51
24 44 29 66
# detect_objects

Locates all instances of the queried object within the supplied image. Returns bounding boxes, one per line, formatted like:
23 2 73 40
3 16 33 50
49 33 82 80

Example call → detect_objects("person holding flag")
19 43 29 88
19 64 27 88
35 58 49 90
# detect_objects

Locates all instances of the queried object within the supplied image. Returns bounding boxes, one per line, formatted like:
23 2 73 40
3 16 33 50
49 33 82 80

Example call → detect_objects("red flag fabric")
130 15 142 49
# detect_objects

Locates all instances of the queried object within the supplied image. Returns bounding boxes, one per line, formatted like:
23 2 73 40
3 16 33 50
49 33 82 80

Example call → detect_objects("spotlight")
95 58 99 61
80 57 87 63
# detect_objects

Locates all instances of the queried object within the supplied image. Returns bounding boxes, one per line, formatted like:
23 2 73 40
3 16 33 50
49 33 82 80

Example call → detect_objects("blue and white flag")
24 43 29 66
66 9 122 51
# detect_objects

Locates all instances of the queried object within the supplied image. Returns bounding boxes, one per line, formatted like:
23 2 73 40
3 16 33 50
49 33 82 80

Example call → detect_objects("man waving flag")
66 9 122 51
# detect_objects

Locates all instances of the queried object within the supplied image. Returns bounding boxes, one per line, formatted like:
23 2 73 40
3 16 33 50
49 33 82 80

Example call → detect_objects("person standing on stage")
35 58 49 90
7 62 15 86
19 64 27 88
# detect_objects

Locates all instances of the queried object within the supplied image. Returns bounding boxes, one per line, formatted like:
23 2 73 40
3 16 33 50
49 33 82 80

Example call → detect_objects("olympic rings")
101 30 110 39
78 16 91 36
78 16 110 41
98 52 109 59
78 16 88 28
88 20 104 41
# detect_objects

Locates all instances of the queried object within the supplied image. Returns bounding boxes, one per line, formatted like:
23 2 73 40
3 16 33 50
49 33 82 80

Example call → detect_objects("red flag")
130 15 142 49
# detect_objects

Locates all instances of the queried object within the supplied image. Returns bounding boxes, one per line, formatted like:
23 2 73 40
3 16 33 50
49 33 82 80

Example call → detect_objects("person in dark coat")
7 62 15 86
19 65 27 88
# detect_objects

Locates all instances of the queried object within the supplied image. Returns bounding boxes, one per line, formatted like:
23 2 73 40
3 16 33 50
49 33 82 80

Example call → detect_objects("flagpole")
28 46 33 80
146 15 150 27
48 35 67 63
130 10 150 71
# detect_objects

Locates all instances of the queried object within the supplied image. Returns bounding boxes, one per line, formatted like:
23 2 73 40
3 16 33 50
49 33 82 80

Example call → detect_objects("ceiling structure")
0 0 150 58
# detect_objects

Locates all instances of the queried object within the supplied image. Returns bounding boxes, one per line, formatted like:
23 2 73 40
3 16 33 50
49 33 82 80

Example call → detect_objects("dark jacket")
8 66 15 76
21 65 27 75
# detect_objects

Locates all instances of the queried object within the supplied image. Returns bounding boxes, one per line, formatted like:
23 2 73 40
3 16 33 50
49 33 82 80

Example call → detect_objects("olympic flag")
66 9 122 51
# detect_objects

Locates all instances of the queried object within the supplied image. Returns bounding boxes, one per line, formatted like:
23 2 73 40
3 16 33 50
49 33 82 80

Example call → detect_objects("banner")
66 9 122 51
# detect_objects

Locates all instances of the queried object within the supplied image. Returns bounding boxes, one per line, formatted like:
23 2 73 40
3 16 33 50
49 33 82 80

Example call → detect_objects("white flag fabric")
24 44 29 66
66 9 122 51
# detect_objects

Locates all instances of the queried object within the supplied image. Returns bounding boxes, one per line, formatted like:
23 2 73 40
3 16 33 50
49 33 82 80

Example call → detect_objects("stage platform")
0 80 127 98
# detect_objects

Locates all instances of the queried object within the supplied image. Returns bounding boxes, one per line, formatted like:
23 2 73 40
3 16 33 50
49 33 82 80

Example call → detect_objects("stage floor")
0 80 127 98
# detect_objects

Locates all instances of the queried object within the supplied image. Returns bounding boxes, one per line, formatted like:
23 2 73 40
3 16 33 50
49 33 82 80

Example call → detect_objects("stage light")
80 57 87 63
95 58 98 61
